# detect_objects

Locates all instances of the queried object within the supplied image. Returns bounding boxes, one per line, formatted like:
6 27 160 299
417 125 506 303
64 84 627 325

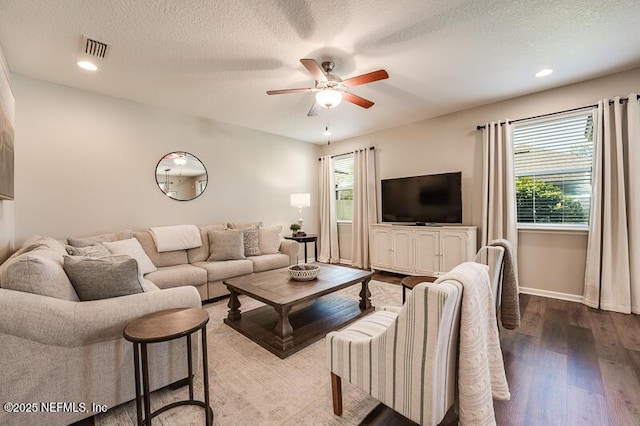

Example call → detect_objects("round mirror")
155 152 208 201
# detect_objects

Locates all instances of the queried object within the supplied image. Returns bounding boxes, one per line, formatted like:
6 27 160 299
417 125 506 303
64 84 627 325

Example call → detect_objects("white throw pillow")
259 225 282 254
102 238 158 275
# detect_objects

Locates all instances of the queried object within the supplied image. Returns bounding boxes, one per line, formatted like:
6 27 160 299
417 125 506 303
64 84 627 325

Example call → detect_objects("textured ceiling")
1 0 640 144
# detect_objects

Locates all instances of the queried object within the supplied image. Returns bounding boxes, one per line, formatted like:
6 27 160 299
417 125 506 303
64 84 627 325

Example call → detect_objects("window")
334 154 354 221
513 111 595 227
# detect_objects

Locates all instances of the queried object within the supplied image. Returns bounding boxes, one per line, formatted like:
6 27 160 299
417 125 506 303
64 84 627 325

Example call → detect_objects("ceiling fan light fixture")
315 89 342 109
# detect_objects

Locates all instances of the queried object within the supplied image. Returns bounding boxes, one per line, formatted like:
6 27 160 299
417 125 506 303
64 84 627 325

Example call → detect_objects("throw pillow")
207 229 245 261
66 243 112 258
63 255 144 301
67 230 133 247
102 238 158 275
243 227 261 257
227 221 262 229
259 225 282 254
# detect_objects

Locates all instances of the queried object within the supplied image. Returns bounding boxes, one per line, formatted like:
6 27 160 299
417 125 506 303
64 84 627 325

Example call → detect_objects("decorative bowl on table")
288 264 320 281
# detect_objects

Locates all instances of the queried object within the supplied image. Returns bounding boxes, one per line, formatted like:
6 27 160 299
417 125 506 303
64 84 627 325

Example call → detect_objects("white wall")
12 75 321 245
0 42 15 262
324 67 640 297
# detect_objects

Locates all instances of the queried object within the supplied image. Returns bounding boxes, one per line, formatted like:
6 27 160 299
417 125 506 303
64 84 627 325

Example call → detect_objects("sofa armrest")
279 239 300 265
0 286 202 347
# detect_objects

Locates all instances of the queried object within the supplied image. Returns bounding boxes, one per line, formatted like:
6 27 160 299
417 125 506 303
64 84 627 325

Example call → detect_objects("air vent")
82 36 109 59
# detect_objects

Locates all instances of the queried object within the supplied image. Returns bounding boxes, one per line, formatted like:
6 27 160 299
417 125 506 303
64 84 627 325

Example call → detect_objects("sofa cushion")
259 225 282 254
144 264 208 289
65 244 111 258
249 254 290 273
133 231 188 268
192 260 254 282
0 251 79 301
208 229 245 261
187 225 227 263
102 238 158 275
67 230 133 247
0 237 68 289
63 255 144 301
227 221 262 229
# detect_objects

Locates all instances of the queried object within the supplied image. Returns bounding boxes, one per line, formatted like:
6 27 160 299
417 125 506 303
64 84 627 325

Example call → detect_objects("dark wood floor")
362 271 640 426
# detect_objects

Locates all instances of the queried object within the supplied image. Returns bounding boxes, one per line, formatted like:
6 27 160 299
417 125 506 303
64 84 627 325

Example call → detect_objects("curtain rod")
318 146 375 161
476 94 640 130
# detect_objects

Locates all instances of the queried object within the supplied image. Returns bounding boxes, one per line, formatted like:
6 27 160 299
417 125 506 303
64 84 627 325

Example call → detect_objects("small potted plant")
289 223 301 236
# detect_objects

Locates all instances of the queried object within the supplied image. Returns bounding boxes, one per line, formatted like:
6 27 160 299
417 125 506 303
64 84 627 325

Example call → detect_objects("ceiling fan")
267 59 389 116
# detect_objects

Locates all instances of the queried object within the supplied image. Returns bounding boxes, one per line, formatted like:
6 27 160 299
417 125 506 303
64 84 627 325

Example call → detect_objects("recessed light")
535 68 553 78
77 60 98 71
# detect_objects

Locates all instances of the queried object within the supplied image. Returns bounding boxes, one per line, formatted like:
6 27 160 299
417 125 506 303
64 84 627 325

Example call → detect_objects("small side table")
401 275 438 303
123 308 213 426
284 234 318 263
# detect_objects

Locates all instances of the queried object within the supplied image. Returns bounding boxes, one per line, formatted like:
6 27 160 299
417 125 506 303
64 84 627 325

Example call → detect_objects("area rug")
95 280 402 425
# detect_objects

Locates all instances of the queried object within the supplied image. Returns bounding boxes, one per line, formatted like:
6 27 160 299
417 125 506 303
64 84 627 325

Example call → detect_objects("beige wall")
0 43 15 262
12 75 321 246
324 67 640 297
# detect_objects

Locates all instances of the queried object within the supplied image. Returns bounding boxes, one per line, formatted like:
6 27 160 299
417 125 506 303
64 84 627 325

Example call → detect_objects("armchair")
326 280 463 425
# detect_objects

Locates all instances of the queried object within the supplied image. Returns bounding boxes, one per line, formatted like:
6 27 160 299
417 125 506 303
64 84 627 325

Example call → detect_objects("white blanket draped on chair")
436 262 510 426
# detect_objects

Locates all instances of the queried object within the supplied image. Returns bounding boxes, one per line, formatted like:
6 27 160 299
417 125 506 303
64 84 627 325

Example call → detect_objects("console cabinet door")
371 227 392 269
391 229 413 273
414 230 440 275
440 231 469 272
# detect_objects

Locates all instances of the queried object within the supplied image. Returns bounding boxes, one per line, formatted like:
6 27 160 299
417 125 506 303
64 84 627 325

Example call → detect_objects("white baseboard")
519 286 583 303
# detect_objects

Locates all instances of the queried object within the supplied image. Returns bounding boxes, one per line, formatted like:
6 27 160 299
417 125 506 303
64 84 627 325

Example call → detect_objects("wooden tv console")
370 223 477 276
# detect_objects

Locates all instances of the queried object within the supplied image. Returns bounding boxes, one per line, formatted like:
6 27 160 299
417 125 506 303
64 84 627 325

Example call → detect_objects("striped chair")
473 245 505 313
326 279 463 425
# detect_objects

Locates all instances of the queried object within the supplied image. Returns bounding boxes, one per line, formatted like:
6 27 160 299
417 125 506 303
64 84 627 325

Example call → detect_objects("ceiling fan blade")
343 92 375 109
266 87 313 95
300 58 327 82
307 102 321 116
342 69 389 87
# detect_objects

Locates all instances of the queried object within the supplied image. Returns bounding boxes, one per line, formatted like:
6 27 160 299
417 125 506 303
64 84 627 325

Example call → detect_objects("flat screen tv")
381 172 462 224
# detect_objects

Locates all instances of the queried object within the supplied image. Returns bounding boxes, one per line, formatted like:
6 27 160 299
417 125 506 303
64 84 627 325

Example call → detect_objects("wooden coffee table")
223 263 373 358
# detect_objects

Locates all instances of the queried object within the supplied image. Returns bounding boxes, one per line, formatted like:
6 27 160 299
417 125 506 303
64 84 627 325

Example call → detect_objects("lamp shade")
315 89 342 108
290 193 311 208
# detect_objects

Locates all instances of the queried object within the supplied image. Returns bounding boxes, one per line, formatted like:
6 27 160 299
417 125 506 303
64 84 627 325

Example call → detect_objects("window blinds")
513 111 595 225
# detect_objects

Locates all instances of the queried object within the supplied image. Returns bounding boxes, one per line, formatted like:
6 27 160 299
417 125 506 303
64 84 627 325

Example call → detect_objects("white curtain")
351 148 377 269
481 122 518 261
319 156 339 263
584 94 640 314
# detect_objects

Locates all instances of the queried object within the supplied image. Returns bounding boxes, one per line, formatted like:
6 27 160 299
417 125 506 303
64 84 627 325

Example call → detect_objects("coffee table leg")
274 306 294 350
359 278 372 310
227 290 241 321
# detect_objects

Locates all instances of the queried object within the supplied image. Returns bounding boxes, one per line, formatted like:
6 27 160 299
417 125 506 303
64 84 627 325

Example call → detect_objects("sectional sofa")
0 223 299 425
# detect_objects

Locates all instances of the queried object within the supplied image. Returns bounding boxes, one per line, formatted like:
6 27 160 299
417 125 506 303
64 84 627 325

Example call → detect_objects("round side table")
401 275 438 303
123 308 212 426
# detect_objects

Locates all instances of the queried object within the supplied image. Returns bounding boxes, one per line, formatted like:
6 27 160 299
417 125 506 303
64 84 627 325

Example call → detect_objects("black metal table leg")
133 343 143 426
187 333 194 400
141 343 152 425
201 325 212 426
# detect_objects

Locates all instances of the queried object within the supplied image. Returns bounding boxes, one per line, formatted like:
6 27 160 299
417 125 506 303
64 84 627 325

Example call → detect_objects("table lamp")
290 193 311 230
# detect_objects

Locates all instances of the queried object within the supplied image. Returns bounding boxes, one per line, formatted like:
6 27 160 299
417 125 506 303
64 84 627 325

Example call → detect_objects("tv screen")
381 172 462 224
